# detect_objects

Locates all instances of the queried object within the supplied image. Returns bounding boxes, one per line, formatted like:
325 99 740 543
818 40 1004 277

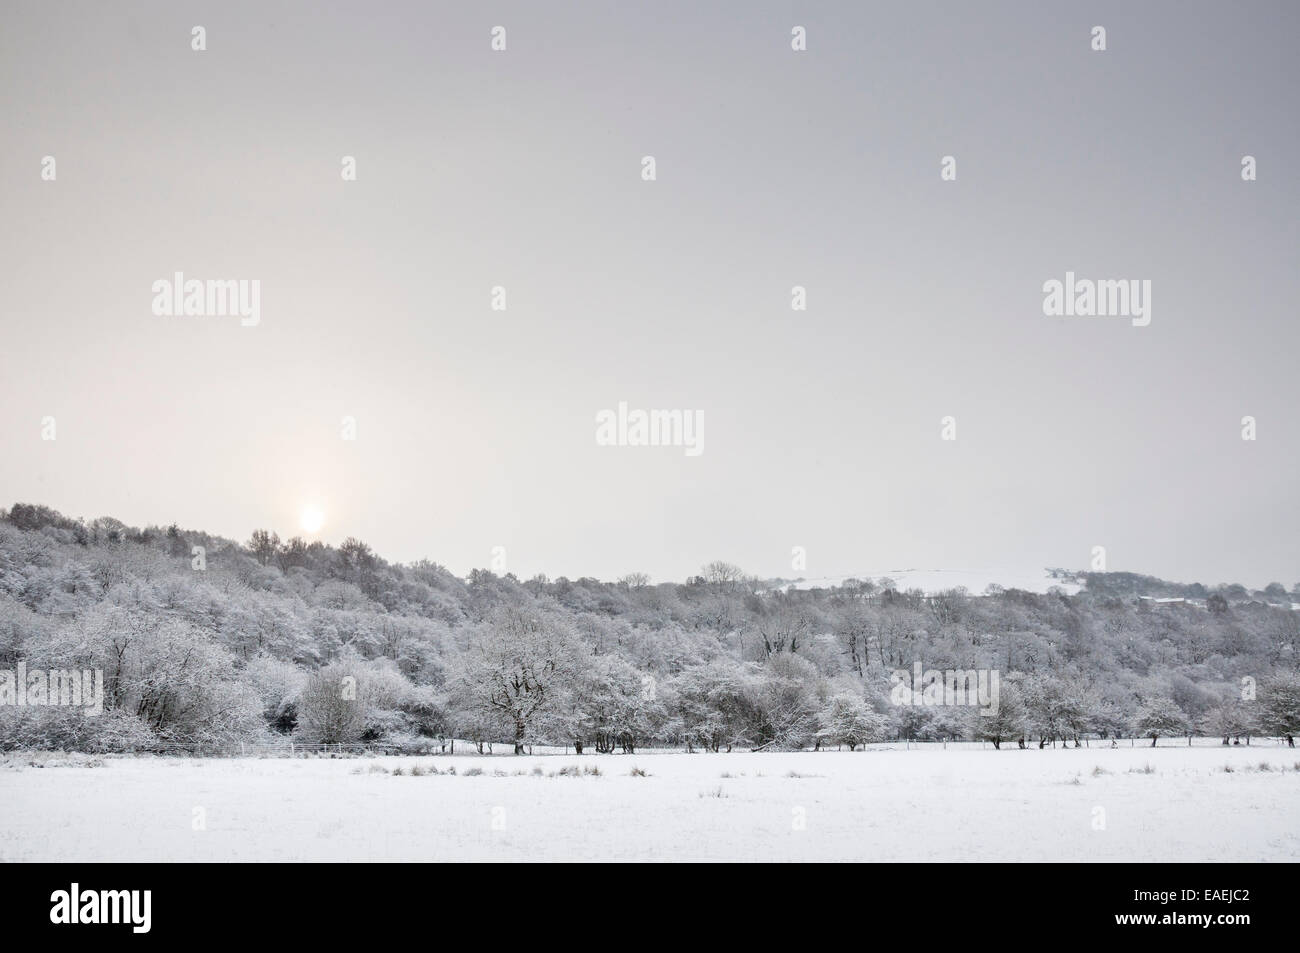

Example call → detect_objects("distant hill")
776 568 1084 596
1 501 1297 754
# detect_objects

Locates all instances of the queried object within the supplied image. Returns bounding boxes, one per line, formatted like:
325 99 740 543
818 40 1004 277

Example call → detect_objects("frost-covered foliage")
0 504 1297 752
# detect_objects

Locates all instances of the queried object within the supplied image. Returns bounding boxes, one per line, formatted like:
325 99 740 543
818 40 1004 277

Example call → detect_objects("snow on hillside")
779 568 1083 596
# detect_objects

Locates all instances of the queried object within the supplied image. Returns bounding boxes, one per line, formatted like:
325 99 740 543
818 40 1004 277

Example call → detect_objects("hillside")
1 502 1297 754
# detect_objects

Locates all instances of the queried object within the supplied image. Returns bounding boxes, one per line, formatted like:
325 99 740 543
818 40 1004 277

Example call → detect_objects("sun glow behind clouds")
300 505 325 535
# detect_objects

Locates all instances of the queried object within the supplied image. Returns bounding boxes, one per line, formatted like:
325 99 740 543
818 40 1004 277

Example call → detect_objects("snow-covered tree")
296 662 366 744
1257 676 1300 746
817 692 885 750
451 609 579 753
973 680 1026 750
1133 697 1189 747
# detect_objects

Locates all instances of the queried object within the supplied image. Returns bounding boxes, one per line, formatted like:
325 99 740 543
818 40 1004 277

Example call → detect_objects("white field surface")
2 741 1297 862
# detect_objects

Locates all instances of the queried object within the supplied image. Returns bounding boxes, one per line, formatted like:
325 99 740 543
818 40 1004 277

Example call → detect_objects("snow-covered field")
3 743 1297 862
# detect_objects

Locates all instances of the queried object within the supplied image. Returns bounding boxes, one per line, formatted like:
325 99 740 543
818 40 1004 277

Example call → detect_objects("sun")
299 505 325 535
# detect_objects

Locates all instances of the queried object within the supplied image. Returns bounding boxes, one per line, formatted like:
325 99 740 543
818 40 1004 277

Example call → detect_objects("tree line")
0 503 1297 754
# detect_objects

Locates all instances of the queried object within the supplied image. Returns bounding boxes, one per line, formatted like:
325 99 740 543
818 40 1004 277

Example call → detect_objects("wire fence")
141 741 436 757
5 734 1294 759
1 740 442 758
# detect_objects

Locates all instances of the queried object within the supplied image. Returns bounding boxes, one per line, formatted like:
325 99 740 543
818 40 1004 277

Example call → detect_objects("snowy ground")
2 742 1297 862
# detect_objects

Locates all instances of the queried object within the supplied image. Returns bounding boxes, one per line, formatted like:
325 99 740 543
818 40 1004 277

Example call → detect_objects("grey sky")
2 1 1297 587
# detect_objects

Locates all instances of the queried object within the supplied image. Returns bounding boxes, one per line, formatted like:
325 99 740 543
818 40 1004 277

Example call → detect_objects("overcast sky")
2 1 1297 588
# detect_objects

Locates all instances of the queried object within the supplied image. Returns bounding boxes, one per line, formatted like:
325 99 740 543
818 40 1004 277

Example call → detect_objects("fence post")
291 742 295 757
